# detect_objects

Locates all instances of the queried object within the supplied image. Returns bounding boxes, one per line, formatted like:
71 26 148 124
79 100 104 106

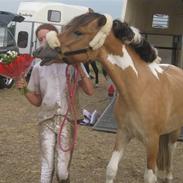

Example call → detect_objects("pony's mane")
112 20 158 63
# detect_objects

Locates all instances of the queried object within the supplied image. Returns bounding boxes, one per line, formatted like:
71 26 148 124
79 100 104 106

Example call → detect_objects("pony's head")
33 12 126 65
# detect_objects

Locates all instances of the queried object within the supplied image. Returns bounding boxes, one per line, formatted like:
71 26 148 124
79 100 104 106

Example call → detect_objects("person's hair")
35 23 58 37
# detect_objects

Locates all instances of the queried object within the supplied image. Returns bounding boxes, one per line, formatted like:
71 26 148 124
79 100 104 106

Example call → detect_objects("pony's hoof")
165 179 173 183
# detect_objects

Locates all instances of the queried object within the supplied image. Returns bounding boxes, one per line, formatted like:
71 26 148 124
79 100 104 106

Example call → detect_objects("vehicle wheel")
4 77 14 88
0 76 5 89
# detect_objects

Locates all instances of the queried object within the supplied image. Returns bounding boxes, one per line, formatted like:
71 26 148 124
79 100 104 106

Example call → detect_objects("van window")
0 27 15 48
17 31 28 48
7 29 15 47
48 10 61 22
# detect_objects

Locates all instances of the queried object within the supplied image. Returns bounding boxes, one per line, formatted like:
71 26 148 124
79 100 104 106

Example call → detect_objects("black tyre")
4 77 14 88
0 76 5 89
0 76 14 89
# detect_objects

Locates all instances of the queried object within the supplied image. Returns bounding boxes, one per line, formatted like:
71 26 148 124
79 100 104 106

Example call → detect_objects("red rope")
58 65 79 152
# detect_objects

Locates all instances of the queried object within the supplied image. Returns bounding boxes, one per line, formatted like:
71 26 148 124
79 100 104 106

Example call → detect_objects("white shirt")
28 62 69 122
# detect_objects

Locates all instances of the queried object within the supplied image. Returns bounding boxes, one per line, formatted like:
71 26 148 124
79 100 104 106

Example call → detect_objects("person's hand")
15 77 27 90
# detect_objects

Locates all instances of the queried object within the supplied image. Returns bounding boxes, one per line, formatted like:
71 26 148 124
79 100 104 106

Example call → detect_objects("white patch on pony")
159 63 170 68
89 14 113 50
107 46 138 76
153 48 162 63
144 169 157 183
166 172 173 180
148 62 164 79
130 26 142 44
154 56 162 64
106 150 123 182
46 31 60 48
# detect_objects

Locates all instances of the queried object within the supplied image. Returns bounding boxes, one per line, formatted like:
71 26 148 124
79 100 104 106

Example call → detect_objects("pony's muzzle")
33 45 64 66
33 46 42 58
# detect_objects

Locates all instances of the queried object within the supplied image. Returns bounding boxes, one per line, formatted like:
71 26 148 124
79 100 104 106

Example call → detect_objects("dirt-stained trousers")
39 116 73 183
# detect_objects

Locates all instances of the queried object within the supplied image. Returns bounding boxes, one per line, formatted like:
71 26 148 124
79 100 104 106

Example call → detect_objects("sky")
0 0 124 19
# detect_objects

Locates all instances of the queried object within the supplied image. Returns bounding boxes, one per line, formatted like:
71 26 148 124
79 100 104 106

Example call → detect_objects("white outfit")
28 62 86 183
28 62 68 122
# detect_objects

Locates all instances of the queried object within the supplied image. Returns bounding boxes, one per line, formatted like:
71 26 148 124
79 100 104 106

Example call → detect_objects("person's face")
37 29 50 46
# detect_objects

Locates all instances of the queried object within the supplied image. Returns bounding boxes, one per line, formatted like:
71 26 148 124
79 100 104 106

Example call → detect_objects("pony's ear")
113 20 129 33
88 8 94 13
97 15 107 27
112 20 135 43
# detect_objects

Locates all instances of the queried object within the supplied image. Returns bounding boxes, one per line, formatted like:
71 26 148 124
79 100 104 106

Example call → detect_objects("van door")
15 21 34 54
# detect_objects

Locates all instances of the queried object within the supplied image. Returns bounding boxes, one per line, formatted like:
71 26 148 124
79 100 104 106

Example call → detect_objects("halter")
46 14 113 57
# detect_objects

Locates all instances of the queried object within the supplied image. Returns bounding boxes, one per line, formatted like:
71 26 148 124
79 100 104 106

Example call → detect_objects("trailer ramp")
93 96 117 133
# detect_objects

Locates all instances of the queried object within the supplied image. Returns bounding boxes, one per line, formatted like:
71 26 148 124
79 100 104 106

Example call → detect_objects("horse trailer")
122 0 183 68
121 0 183 140
15 1 89 55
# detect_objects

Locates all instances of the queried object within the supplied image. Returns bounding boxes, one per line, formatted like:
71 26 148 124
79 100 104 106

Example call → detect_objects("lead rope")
58 64 79 152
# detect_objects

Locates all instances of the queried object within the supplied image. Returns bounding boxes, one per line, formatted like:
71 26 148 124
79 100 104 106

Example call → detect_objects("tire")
0 76 5 89
0 76 14 89
4 77 14 88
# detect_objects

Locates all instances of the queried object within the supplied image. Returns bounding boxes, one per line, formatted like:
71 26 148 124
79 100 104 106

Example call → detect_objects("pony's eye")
74 31 83 36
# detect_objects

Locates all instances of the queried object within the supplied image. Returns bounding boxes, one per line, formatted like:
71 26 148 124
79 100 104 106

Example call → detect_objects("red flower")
0 54 34 79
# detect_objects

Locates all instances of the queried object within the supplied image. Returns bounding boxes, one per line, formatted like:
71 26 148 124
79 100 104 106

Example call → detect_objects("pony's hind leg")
157 129 180 183
106 130 131 183
165 129 180 182
144 135 159 183
91 61 99 86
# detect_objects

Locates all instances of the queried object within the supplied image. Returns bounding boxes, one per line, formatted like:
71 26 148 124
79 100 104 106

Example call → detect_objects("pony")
33 12 183 183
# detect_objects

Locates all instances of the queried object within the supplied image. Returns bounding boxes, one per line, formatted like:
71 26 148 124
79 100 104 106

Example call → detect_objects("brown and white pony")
34 12 183 183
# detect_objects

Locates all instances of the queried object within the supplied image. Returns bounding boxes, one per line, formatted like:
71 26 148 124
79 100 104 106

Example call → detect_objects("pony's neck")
104 32 124 56
99 44 165 106
99 45 140 97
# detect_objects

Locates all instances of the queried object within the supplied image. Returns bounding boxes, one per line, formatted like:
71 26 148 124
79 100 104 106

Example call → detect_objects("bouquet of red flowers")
0 51 34 94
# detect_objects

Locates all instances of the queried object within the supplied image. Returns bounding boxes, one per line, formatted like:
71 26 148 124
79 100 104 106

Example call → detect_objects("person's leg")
56 119 73 183
39 123 56 183
83 63 90 74
91 61 99 85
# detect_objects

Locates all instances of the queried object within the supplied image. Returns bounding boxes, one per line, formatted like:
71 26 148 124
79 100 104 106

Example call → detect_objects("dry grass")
0 76 183 183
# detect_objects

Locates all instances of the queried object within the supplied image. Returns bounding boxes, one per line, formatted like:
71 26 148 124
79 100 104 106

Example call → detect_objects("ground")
0 75 183 183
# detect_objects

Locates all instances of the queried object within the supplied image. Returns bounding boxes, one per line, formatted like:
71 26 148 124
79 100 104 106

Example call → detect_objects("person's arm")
16 78 42 107
77 63 94 96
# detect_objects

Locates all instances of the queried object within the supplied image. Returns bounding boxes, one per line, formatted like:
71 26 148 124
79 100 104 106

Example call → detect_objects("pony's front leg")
106 129 130 183
144 135 159 183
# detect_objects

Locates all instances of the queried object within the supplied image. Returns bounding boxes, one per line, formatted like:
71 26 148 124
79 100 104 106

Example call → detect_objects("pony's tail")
157 134 170 170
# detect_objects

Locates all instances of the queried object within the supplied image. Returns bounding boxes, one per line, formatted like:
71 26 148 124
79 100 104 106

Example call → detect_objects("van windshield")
0 26 15 48
0 27 5 47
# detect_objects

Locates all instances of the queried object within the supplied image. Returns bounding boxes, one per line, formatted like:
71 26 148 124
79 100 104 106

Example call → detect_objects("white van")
15 1 89 54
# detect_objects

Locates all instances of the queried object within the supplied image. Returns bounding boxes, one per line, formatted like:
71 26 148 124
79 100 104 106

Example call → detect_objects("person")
16 23 94 183
84 61 99 87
